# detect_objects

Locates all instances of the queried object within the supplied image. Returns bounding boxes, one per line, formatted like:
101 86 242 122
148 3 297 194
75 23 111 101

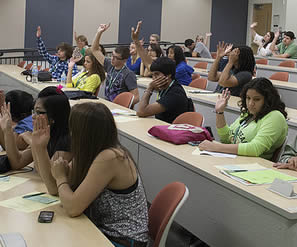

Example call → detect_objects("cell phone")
188 141 202 146
38 211 54 223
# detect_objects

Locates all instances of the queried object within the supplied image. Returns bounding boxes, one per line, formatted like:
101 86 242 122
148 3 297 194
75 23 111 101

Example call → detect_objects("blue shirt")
14 115 33 134
126 57 141 75
37 37 78 81
175 61 194 86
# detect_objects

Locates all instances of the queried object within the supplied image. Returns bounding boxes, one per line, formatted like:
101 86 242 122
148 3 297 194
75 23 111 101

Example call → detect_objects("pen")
22 192 46 198
228 170 248 173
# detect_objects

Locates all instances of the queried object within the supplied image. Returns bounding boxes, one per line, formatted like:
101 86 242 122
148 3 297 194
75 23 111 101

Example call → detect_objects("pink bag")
148 124 213 145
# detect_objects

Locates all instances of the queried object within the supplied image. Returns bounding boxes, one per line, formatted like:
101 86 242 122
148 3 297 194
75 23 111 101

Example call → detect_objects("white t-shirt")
253 33 272 56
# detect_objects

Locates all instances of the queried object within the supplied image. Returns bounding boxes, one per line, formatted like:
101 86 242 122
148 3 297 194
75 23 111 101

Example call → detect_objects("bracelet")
144 89 153 95
57 181 68 190
213 110 224 114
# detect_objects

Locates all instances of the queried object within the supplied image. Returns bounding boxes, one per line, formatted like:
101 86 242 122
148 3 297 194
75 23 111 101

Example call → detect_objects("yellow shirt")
67 72 101 94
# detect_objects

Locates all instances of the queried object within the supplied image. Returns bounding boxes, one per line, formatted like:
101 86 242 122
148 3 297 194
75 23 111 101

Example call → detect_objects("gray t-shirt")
104 58 137 101
193 42 212 58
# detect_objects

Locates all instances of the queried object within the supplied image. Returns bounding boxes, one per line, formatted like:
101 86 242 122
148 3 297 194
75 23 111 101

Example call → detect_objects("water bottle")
32 62 38 83
60 71 67 85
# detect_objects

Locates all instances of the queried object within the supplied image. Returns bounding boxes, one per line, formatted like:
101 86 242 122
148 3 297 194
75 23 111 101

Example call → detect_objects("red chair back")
25 63 33 70
189 78 207 90
112 92 134 109
194 62 208 70
256 59 268 65
191 73 200 81
173 112 204 127
17 61 26 68
269 72 289 82
278 60 295 68
148 182 189 247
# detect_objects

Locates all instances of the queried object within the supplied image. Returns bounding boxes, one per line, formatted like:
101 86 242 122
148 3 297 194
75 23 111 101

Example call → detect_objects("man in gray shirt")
193 42 212 58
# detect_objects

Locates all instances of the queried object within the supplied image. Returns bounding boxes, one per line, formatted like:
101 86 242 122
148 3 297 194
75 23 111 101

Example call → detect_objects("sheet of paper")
215 163 267 171
228 169 297 185
114 116 139 123
0 176 29 192
192 148 237 158
0 191 60 213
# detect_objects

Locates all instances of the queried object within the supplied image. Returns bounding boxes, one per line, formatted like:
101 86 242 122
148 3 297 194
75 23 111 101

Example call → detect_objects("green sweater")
217 110 288 160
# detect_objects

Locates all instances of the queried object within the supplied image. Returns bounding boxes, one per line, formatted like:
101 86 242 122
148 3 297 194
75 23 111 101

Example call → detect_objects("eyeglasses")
32 110 47 115
111 54 123 60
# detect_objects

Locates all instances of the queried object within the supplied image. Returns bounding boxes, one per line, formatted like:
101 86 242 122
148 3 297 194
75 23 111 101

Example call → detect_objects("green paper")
228 169 297 184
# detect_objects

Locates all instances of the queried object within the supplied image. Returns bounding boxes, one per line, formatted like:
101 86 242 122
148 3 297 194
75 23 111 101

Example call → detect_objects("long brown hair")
85 49 106 82
69 102 132 190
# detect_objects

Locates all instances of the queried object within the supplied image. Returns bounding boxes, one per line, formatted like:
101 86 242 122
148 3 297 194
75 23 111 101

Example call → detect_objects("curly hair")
56 42 74 60
233 45 255 74
166 45 185 66
238 77 287 122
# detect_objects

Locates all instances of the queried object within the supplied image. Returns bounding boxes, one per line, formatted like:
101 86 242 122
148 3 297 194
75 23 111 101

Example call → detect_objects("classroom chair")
194 62 208 70
211 52 217 59
173 112 204 127
17 61 26 68
278 60 295 68
189 78 207 90
148 182 189 247
255 59 268 65
191 73 200 81
43 68 50 72
112 92 135 109
269 72 289 82
24 63 33 70
271 137 288 163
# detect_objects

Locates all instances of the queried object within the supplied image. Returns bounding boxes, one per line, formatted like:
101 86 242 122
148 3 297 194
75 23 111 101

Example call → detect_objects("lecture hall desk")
2 65 297 246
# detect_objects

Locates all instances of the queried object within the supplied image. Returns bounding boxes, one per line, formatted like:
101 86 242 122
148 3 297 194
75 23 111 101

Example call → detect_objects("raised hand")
36 26 41 38
97 23 111 33
224 44 233 55
51 157 69 182
32 115 50 149
250 22 257 29
216 41 228 58
0 103 12 132
274 30 280 39
68 56 82 68
228 48 240 64
215 89 231 113
206 32 212 37
131 21 142 42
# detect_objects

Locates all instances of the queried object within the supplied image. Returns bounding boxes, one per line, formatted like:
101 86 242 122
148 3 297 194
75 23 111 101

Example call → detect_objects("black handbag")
0 155 11 174
63 90 98 100
22 70 52 82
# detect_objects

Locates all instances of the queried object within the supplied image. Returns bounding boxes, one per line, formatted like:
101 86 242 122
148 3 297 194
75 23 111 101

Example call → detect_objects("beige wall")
0 0 26 51
73 0 120 45
161 0 212 43
285 0 297 33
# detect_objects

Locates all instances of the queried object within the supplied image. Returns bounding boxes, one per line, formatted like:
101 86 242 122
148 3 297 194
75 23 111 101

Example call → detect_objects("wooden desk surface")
2 65 297 219
0 170 113 247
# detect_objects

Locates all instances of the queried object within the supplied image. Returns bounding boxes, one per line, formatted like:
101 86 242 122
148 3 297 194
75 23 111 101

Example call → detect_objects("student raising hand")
131 21 142 42
36 26 41 38
0 103 12 132
97 23 111 33
32 115 50 149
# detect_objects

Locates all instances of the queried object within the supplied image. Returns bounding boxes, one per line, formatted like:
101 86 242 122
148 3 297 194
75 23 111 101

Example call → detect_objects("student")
199 78 288 160
270 30 297 59
66 50 106 94
140 43 163 77
0 90 34 151
149 34 160 44
35 102 149 246
126 42 142 75
208 42 255 96
91 24 139 104
0 86 71 174
36 26 78 80
195 32 212 49
184 39 195 57
250 22 274 56
166 45 194 86
193 34 212 58
136 56 194 123
74 32 89 57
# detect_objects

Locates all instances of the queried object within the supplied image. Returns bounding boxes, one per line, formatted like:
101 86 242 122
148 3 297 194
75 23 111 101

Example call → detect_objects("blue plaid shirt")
37 37 78 80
